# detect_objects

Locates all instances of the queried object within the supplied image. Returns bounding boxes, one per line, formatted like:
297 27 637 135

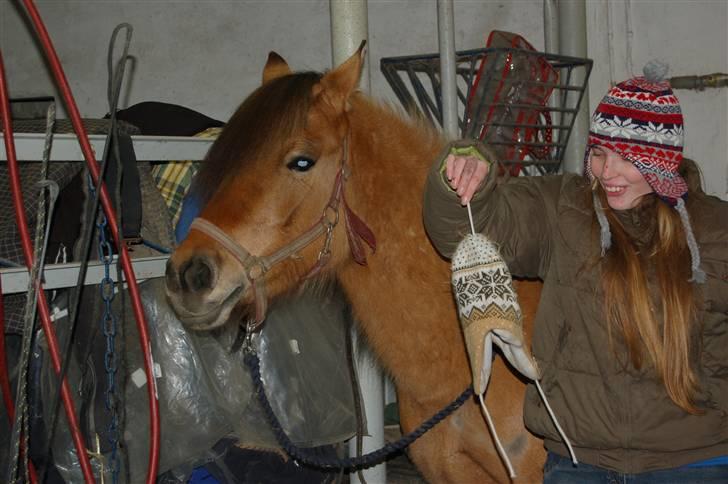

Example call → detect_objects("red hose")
19 1 161 482
0 278 38 484
0 278 14 422
0 55 83 483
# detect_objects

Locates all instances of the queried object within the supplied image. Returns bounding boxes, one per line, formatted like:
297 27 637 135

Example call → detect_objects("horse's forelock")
191 71 323 204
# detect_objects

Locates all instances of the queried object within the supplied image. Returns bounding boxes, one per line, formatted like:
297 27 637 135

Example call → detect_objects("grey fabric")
592 192 612 256
136 161 176 255
0 120 111 333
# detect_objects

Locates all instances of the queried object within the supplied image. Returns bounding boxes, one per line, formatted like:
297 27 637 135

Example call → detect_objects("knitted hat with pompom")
451 232 578 472
585 59 686 204
451 233 538 395
584 60 705 283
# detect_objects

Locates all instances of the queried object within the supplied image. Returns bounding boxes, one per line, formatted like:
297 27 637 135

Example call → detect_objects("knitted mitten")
451 233 539 394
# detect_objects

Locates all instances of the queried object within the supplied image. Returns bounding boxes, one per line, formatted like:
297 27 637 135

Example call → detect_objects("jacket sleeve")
693 193 728 412
702 304 728 412
422 158 567 279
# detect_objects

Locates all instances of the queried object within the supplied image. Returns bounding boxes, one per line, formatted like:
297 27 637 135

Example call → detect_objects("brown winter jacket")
423 157 728 473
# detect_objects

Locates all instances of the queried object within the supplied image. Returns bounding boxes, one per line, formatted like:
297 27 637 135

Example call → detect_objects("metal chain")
89 178 121 484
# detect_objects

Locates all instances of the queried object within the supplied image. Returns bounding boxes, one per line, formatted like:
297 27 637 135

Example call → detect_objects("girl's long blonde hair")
595 186 701 414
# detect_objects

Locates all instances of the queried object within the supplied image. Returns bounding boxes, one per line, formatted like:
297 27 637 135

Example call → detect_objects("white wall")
1 0 543 118
2 0 726 198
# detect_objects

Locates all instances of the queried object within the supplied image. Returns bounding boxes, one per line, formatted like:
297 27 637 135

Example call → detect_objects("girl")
423 71 728 482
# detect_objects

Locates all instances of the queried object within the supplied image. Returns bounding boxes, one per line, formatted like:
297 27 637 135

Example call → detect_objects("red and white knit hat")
585 61 705 283
585 60 686 205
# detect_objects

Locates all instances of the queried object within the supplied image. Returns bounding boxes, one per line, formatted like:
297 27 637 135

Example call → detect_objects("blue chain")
89 176 121 483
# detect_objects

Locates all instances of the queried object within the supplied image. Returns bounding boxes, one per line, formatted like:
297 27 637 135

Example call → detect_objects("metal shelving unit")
2 132 214 162
0 133 214 294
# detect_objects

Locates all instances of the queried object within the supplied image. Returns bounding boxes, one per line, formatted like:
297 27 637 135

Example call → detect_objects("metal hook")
242 322 259 354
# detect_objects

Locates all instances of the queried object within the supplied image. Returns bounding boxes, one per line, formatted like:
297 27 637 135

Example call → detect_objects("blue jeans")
543 452 728 484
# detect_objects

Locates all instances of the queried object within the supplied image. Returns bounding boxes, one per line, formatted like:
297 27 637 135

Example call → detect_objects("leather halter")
189 135 376 331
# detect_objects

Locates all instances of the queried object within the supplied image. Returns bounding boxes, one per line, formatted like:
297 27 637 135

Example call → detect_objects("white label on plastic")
289 339 300 355
131 368 146 388
131 363 162 388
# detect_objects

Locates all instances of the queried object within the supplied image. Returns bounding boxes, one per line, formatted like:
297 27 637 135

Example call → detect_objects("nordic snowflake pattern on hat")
451 233 540 396
452 234 522 326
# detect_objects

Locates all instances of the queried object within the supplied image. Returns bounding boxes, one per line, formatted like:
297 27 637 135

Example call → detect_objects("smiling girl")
587 146 653 210
423 66 728 483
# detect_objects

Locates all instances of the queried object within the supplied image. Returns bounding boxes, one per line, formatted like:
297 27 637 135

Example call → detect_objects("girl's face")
589 146 653 210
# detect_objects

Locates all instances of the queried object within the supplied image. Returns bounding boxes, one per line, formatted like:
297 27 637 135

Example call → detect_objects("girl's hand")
445 154 490 205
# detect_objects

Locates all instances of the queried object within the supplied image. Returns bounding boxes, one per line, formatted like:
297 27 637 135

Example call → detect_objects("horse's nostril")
180 256 216 293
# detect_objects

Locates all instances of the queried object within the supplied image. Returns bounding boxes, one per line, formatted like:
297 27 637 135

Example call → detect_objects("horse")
164 45 545 483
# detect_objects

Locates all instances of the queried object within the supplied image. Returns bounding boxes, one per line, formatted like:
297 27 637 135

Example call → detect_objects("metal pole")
329 3 384 484
543 0 562 167
437 0 458 138
543 0 559 55
558 0 589 174
330 0 370 92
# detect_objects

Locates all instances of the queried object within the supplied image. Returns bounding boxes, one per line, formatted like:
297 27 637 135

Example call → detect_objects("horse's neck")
346 96 445 217
336 97 468 387
343 97 444 269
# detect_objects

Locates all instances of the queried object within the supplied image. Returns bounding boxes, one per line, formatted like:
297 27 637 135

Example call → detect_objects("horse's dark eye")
287 156 316 172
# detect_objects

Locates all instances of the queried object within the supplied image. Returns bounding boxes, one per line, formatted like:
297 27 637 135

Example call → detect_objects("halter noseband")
189 136 375 331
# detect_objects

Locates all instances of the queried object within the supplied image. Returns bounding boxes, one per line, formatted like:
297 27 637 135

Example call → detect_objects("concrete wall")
1 1 543 118
2 0 726 198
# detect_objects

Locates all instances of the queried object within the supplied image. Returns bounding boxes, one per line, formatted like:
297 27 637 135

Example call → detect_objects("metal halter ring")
322 204 339 228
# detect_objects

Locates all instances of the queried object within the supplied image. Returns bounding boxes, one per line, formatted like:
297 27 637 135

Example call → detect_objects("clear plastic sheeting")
34 300 113 483
33 278 358 482
126 278 357 481
124 278 231 483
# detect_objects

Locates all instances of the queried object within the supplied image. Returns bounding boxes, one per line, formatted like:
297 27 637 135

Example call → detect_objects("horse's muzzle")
165 255 246 330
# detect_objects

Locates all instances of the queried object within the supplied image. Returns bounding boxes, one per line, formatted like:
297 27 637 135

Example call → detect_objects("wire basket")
380 46 592 175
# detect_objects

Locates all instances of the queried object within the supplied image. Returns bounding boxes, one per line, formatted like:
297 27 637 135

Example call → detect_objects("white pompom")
643 59 670 83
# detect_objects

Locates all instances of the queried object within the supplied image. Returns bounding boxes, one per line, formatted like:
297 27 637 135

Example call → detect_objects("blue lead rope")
686 456 728 468
243 348 473 470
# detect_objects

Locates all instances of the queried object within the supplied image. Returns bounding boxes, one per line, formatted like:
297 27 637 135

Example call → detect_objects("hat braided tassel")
451 203 578 474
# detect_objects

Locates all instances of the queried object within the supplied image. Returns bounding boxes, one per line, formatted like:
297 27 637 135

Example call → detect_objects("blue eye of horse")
287 156 316 172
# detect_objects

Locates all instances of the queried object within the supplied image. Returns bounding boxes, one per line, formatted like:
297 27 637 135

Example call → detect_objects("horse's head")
165 44 367 330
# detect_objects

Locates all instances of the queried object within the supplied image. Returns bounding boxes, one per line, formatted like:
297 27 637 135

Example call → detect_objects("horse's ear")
262 52 292 84
315 40 366 112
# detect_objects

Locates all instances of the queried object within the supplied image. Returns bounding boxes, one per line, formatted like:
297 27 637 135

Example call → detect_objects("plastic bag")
36 277 358 482
126 278 357 480
464 31 560 171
